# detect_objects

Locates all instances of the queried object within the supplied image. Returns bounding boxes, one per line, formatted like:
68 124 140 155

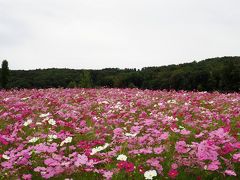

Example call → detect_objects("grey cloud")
0 0 240 70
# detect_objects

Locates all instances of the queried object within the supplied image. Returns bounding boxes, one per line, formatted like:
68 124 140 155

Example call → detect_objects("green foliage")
79 70 92 88
1 60 10 89
3 56 240 91
67 81 77 88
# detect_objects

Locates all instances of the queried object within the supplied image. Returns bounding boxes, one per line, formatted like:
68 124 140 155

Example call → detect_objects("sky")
0 0 240 70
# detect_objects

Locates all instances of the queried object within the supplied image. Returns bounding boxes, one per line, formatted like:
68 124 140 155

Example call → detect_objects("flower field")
0 88 239 179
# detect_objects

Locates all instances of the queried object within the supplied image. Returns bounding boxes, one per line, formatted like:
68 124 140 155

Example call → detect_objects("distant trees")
67 81 77 88
79 70 92 88
1 60 10 89
67 70 92 88
1 57 240 91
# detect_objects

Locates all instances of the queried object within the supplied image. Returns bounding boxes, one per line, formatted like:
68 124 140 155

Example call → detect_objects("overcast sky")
0 0 240 70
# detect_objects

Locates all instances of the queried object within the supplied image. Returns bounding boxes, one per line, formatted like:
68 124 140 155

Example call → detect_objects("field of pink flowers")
0 88 239 180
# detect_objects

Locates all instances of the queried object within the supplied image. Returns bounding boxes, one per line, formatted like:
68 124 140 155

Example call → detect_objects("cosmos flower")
90 143 109 155
48 119 56 126
23 119 33 126
28 137 40 143
2 154 10 160
117 154 127 161
144 170 157 180
60 137 73 146
168 169 179 179
125 132 137 137
48 134 58 142
39 113 50 118
225 170 237 176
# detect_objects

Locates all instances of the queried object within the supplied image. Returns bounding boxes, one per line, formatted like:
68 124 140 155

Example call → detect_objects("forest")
0 56 239 91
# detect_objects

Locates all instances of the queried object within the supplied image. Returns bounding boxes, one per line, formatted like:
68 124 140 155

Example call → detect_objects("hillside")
0 56 239 91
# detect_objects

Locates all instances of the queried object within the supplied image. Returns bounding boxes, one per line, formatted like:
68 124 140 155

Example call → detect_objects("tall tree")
1 60 10 89
79 70 92 88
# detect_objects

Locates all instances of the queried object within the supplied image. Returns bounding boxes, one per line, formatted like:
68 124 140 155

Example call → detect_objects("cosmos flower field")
0 88 239 179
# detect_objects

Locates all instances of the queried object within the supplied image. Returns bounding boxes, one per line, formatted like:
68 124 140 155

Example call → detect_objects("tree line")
0 56 239 91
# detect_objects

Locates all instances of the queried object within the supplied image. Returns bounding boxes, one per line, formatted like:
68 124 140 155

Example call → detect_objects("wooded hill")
0 56 239 91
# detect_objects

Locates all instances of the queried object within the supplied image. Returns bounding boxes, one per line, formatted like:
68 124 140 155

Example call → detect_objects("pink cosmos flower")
22 174 32 180
233 142 240 149
225 170 237 176
221 143 234 155
0 137 8 145
175 141 190 153
195 132 204 138
180 129 191 135
113 128 123 136
44 158 60 166
75 154 88 167
171 163 178 169
124 162 135 172
117 161 135 172
160 132 169 140
207 160 220 171
145 119 154 126
138 165 145 174
196 140 219 161
154 146 164 154
117 161 125 169
168 169 179 179
103 171 113 180
233 153 240 162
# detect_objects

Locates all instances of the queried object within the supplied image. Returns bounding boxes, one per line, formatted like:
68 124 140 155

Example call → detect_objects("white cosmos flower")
60 137 73 146
48 119 56 126
167 99 177 104
23 119 33 126
21 97 29 101
179 125 185 130
144 170 157 180
90 143 110 155
48 134 58 142
117 154 127 161
2 154 10 160
91 148 98 155
125 133 137 137
39 113 50 118
48 134 57 139
28 137 39 143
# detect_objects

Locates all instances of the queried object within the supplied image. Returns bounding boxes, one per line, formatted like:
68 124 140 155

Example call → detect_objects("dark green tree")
79 70 92 88
67 81 77 88
1 60 10 89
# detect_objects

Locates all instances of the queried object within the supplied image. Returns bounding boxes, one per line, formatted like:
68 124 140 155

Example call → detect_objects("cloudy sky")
0 0 240 70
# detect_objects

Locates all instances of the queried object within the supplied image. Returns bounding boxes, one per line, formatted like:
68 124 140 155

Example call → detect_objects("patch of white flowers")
21 97 29 101
23 119 33 126
125 132 137 137
2 154 10 160
48 134 58 142
60 137 72 146
144 170 157 180
167 99 177 104
39 113 50 118
28 137 39 143
116 154 127 161
48 119 56 126
179 125 185 130
90 143 109 155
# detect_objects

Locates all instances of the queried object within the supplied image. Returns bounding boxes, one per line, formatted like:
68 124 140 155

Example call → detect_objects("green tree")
67 81 77 88
79 70 92 88
1 60 10 89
